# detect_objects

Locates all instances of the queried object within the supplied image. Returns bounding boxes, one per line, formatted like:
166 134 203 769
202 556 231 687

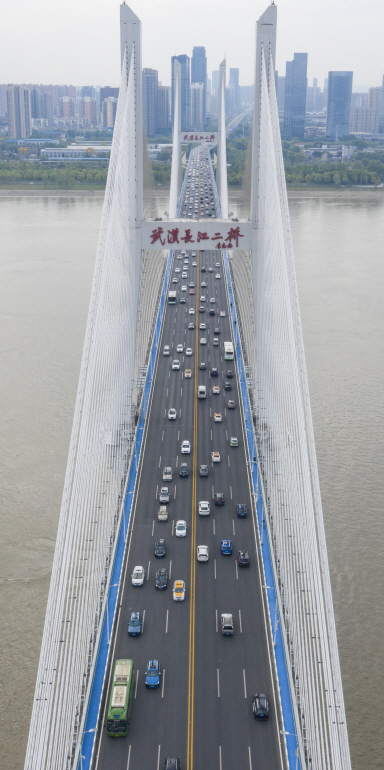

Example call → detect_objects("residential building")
380 75 384 133
59 96 75 119
79 96 98 126
190 82 204 130
100 86 119 103
0 85 7 117
283 53 308 140
157 85 170 132
102 97 118 129
350 86 381 134
326 71 353 139
142 68 158 137
191 47 207 126
6 85 32 139
171 55 190 131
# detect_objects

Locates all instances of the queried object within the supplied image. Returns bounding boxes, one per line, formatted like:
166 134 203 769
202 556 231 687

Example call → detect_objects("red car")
189 289 195 295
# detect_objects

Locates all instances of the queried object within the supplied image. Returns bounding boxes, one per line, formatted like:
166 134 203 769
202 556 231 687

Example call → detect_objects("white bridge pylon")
24 4 352 770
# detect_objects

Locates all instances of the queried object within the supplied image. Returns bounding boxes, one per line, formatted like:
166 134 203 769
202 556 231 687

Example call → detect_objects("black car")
155 568 168 589
127 611 143 636
199 464 209 477
199 362 206 370
164 760 181 770
227 400 235 409
154 539 166 557
180 297 186 304
224 381 232 390
209 308 215 316
252 692 269 719
214 492 225 506
199 306 205 313
188 322 195 330
236 504 248 518
179 462 189 477
210 368 219 377
226 370 233 378
238 550 250 567
214 327 220 334
201 266 206 272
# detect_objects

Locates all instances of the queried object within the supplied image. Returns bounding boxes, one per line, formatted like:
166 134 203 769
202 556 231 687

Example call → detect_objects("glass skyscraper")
283 53 308 140
171 54 191 131
191 46 207 126
326 71 353 139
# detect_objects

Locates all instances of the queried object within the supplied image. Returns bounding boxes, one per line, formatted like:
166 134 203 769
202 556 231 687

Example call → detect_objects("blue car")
127 611 143 636
145 659 162 688
221 539 233 555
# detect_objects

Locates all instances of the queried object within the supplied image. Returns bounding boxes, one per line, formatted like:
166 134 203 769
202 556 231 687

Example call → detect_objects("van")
158 505 169 522
198 385 206 399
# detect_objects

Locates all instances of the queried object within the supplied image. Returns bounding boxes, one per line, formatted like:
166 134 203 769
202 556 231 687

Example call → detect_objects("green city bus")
106 659 134 737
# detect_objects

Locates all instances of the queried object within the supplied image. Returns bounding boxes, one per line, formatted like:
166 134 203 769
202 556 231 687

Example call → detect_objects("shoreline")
1 186 384 200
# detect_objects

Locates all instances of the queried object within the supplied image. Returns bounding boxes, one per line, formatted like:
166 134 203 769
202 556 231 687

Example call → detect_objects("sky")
1 0 383 90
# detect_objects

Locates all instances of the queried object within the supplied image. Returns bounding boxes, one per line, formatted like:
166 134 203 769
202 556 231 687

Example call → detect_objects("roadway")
92 146 284 770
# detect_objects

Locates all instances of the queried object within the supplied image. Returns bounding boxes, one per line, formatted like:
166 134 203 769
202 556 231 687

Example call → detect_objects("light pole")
280 729 309 770
264 583 279 645
106 582 120 645
77 727 96 770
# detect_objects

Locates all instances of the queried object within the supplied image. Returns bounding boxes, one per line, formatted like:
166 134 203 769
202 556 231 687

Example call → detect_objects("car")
188 322 195 330
209 308 215 316
199 464 208 476
186 348 193 356
230 437 239 447
215 273 221 279
168 408 177 420
224 381 232 390
164 758 181 770
172 277 178 284
177 254 182 260
212 338 219 346
189 282 194 288
185 369 192 378
236 503 248 518
181 250 186 256
191 251 196 257
189 307 195 314
220 311 226 317
158 505 169 522
215 262 220 267
211 451 220 462
189 289 195 295
201 281 207 288
227 400 235 409
208 267 213 272
159 487 170 503
214 413 222 422
181 440 191 454
200 296 206 302
214 327 220 334
179 462 189 477
212 385 220 394
180 297 186 304
238 550 250 567
175 520 187 537
200 337 207 345
172 360 180 370
173 580 186 601
176 344 183 353
198 500 210 516
252 693 269 719
127 611 143 636
163 345 170 356
210 297 216 304
201 266 206 272
163 467 172 481
181 285 187 292
192 261 197 266
197 545 209 562
145 660 162 688
226 370 233 377
182 272 187 279
210 368 219 377
215 492 225 506
199 322 206 330
155 567 168 589
199 306 205 313
221 539 232 554
131 566 145 586
175 267 180 273
221 613 234 635
155 538 166 557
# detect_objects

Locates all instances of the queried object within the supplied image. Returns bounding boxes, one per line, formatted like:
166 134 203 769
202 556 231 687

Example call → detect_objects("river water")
0 193 382 769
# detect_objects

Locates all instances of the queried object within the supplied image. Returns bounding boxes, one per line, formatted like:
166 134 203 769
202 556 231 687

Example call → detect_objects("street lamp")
76 727 96 770
264 584 279 646
280 729 309 770
106 583 120 645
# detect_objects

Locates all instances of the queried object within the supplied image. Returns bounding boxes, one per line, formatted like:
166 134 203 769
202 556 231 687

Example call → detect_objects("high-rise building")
380 75 384 133
326 71 353 138
274 72 285 111
0 85 7 117
171 55 190 131
190 83 204 130
191 47 207 126
100 86 119 103
59 96 75 119
142 68 158 137
228 68 240 113
157 85 170 132
102 97 118 129
350 86 381 134
212 70 219 96
81 86 95 99
6 85 32 139
283 53 308 140
79 96 98 126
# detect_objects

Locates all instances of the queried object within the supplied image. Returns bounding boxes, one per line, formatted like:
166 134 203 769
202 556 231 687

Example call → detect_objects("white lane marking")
166 609 169 634
158 456 161 467
169 560 172 579
239 609 243 633
127 744 131 770
134 670 139 698
216 609 218 632
167 388 168 396
219 746 222 770
155 485 158 500
176 455 179 467
172 519 174 537
181 388 183 397
152 520 155 536
228 455 230 467
174 486 177 499
162 669 165 699
157 745 161 770
178 430 180 440
164 409 166 418
179 408 181 418
162 430 164 441
248 746 252 770
168 371 170 379
230 485 233 500
214 559 217 580
147 561 150 580
211 429 213 440
212 485 214 499
210 407 212 417
217 669 220 697
235 560 238 580
226 429 228 440
213 518 215 535
233 519 236 536
142 610 146 633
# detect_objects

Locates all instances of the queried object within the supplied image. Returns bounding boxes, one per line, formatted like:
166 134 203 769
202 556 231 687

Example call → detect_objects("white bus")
168 291 177 305
224 341 234 361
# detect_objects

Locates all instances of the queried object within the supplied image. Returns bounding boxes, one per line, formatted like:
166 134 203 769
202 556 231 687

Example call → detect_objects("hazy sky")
1 0 383 90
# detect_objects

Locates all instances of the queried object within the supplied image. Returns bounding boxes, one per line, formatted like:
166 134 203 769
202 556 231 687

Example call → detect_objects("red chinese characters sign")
180 132 217 144
142 220 252 251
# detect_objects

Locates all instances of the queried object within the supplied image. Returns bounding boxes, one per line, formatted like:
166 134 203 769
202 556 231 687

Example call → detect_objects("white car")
208 267 213 272
200 338 207 345
199 323 206 330
176 344 184 353
192 261 197 266
168 408 177 420
215 274 221 279
163 345 170 356
197 545 209 562
182 285 187 292
200 296 206 302
210 297 216 304
198 501 210 516
220 310 226 317
182 272 188 278
201 281 207 288
215 262 220 267
214 412 222 422
172 360 180 370
181 250 186 256
175 267 180 273
186 348 192 356
189 308 195 314
181 440 191 454
211 451 221 463
131 566 145 586
191 251 197 257
175 520 187 537
172 278 178 284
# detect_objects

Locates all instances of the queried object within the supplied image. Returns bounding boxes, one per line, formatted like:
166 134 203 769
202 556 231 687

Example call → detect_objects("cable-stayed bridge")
25 4 352 770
